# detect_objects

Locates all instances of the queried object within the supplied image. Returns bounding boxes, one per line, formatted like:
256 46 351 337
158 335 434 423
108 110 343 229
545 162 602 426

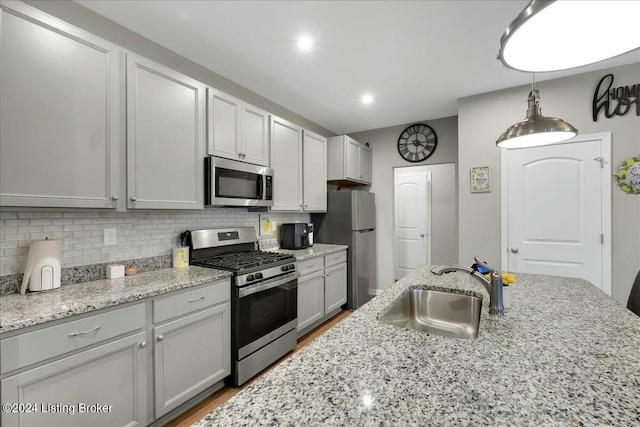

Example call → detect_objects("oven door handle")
238 272 299 298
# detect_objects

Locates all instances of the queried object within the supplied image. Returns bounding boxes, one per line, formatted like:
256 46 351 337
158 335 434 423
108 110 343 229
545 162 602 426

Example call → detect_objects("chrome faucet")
431 257 504 317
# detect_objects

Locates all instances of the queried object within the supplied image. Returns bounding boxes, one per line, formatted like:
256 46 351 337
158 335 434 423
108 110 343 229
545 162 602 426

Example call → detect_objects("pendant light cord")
531 72 536 91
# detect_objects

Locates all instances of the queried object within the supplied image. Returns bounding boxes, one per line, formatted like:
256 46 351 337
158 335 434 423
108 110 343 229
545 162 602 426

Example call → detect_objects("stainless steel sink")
379 288 482 339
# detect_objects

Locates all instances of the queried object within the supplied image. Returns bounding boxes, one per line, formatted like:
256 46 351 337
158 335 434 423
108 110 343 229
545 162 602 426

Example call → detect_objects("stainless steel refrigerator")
312 190 376 310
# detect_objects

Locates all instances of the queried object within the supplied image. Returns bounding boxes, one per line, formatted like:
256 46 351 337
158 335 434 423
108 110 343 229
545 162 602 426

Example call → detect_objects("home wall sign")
592 74 639 121
614 156 640 194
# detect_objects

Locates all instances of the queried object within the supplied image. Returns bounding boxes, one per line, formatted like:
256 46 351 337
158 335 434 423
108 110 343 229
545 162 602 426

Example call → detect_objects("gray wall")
458 62 640 304
24 0 334 138
350 116 458 291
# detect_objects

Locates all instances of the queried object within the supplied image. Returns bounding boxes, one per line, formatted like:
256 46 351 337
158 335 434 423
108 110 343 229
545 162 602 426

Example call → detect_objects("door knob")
510 247 519 253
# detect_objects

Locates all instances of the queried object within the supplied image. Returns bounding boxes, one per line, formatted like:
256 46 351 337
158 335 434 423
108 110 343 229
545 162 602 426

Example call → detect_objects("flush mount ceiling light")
297 36 313 52
499 0 640 72
496 77 578 149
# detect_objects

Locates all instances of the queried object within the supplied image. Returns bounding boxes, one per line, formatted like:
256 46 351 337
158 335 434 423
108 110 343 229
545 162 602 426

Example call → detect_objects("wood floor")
165 310 352 427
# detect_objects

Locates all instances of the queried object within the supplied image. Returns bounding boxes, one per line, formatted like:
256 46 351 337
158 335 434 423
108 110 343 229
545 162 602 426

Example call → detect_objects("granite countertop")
275 243 348 261
0 266 231 334
196 265 640 426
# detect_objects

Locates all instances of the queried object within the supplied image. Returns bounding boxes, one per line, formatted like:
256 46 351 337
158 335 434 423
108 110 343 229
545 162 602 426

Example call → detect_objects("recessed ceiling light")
361 94 374 105
297 36 313 51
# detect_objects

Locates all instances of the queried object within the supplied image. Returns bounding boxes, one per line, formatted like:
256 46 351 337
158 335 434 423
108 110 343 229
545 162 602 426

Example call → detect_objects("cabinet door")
324 262 347 314
302 130 327 212
207 88 241 160
270 116 303 211
1 331 147 427
153 303 230 418
345 137 361 181
0 3 121 208
359 145 372 184
127 53 205 209
297 270 325 332
242 103 270 166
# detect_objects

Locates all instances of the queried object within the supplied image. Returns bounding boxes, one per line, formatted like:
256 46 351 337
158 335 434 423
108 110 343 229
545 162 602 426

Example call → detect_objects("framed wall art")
470 166 491 193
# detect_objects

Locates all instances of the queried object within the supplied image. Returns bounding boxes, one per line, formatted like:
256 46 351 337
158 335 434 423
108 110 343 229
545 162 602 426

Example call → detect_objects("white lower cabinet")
296 251 347 336
153 304 230 418
152 279 231 418
297 270 325 332
0 279 231 427
324 262 348 314
1 305 148 427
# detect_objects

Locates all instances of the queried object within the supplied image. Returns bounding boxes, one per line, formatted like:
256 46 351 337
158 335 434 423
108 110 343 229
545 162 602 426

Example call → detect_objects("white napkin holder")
20 239 62 294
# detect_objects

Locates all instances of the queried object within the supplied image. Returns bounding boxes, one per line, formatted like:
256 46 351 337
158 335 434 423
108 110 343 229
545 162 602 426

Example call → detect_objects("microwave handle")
257 175 263 199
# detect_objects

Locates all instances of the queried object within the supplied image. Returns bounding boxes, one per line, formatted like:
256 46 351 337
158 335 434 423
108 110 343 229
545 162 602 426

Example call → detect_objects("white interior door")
394 172 431 280
503 133 611 294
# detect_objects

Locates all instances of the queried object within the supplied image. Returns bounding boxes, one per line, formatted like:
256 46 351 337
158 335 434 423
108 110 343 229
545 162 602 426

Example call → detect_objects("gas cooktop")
191 251 295 273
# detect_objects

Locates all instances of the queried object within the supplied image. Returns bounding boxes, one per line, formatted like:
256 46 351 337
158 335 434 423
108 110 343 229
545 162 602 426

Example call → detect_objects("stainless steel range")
187 227 298 386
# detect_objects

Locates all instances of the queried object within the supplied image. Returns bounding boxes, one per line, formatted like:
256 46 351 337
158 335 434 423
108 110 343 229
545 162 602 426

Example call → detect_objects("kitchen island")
195 265 640 426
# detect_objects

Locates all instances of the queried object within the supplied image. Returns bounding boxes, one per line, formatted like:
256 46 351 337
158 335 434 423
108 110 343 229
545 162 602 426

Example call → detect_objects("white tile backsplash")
0 209 310 275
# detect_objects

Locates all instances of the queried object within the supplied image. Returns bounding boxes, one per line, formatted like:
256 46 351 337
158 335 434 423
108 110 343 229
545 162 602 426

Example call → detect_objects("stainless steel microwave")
205 157 273 207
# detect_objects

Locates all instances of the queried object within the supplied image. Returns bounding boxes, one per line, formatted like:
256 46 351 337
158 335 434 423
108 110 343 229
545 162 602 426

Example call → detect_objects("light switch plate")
104 228 117 246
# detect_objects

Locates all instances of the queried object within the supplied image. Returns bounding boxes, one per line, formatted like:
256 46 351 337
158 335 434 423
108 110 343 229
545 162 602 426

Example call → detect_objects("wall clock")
397 123 437 162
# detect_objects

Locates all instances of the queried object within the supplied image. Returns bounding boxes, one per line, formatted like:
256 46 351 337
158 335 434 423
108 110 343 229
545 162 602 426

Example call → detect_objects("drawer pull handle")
187 296 206 303
69 325 101 337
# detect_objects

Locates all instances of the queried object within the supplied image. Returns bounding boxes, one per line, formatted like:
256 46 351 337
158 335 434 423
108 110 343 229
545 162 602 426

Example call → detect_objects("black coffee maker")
280 223 313 249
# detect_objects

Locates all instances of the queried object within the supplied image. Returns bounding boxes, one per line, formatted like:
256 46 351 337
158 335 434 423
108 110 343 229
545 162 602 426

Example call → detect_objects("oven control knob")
281 265 289 272
255 273 263 279
288 264 295 271
246 274 255 282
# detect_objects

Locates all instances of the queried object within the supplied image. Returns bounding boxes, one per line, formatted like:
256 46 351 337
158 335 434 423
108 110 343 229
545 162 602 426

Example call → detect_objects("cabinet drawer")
1 303 145 375
298 257 324 275
153 279 230 324
324 250 347 268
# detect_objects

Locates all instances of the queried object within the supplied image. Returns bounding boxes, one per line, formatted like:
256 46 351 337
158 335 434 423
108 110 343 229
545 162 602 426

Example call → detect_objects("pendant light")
499 0 640 72
496 75 578 149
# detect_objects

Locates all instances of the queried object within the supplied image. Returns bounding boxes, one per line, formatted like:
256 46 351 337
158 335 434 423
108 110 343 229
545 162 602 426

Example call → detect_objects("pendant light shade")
499 0 640 72
496 89 577 149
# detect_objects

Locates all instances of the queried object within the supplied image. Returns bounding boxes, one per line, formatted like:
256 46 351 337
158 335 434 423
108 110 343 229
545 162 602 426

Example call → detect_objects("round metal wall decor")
397 123 437 163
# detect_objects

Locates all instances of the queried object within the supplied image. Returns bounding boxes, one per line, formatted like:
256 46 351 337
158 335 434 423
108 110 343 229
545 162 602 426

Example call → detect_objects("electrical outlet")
104 228 117 246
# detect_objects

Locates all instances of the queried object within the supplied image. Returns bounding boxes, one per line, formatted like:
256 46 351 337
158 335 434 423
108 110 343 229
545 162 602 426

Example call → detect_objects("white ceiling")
76 0 640 135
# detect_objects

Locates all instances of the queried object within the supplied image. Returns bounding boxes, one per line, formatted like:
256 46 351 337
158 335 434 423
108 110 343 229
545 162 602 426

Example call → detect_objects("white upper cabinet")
327 135 372 185
0 2 121 208
270 116 303 211
360 144 372 183
207 88 241 161
302 130 327 212
271 117 328 212
207 88 270 166
126 53 205 209
241 103 270 166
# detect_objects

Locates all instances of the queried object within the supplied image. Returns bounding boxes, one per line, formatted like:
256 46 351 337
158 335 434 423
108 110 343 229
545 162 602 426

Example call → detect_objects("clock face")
397 124 437 163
